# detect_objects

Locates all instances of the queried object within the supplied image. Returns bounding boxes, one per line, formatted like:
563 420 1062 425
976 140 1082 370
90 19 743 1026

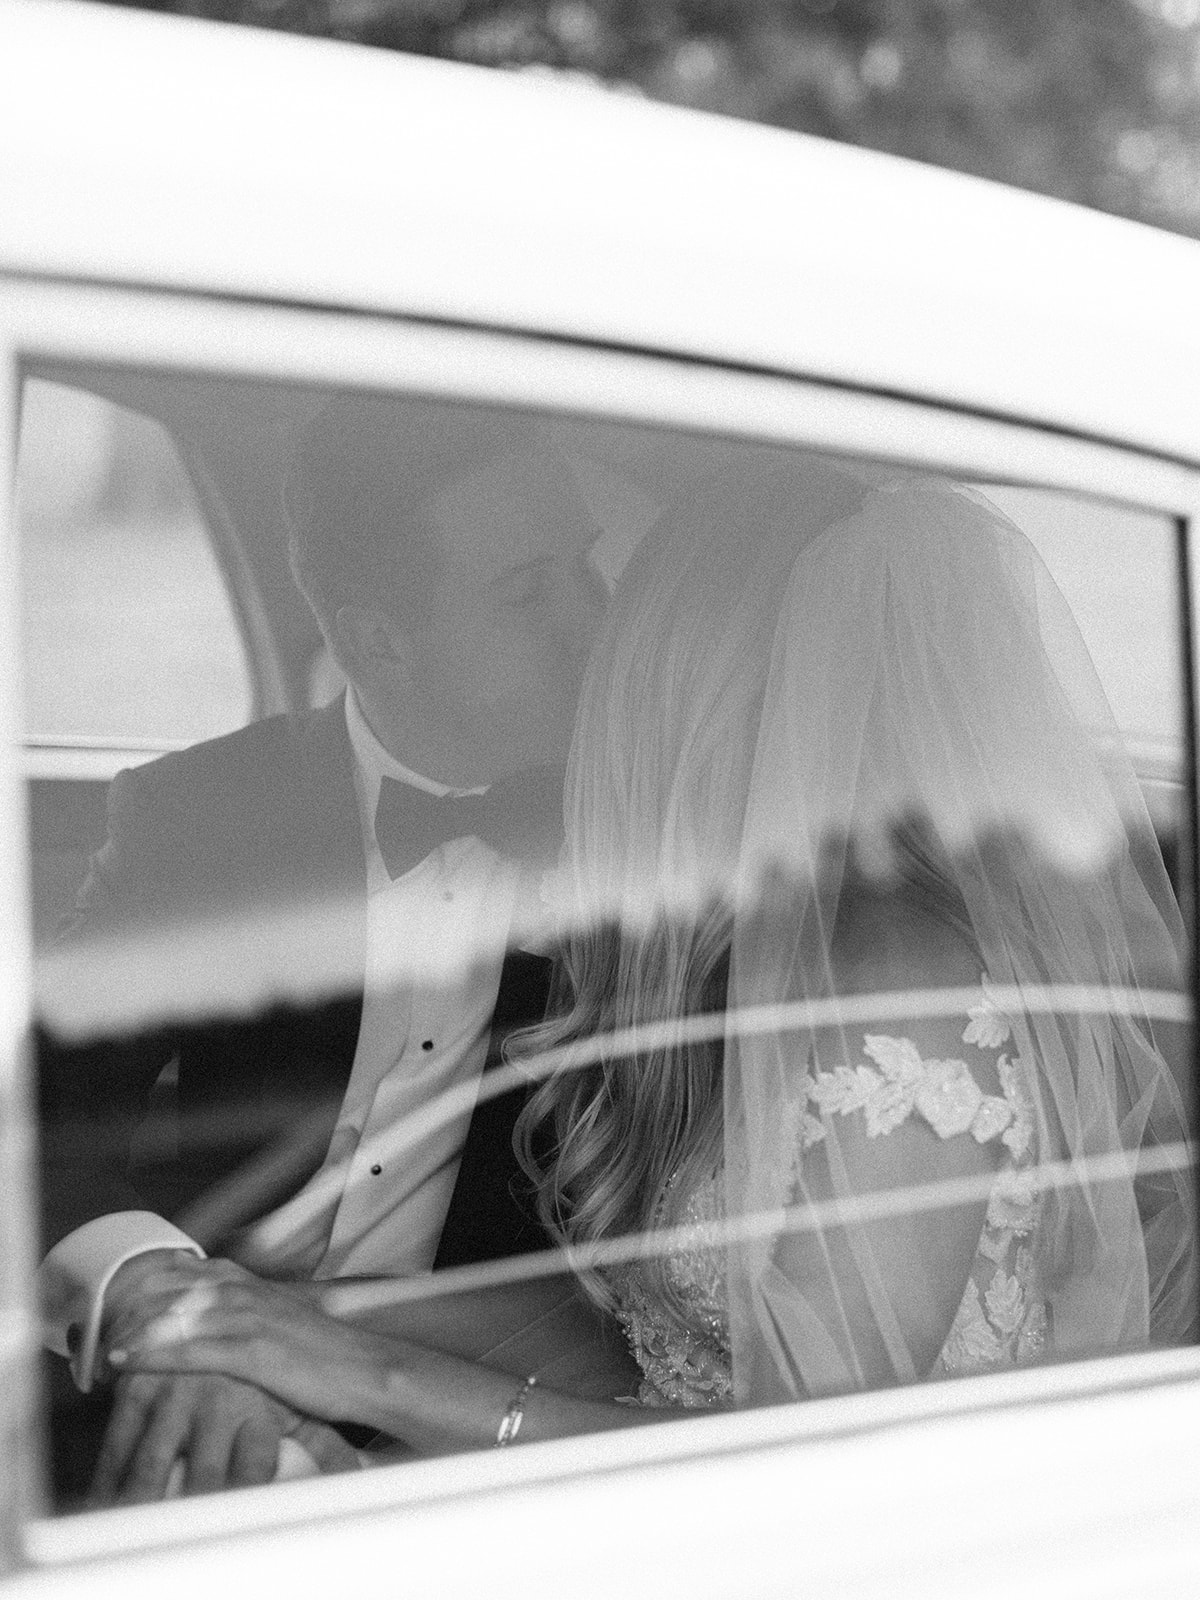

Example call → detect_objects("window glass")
22 369 1195 1518
16 380 251 750
979 486 1182 845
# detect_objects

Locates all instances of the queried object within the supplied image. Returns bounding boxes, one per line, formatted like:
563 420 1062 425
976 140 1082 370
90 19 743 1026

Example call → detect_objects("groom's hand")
98 1248 220 1363
89 1250 359 1503
89 1370 360 1504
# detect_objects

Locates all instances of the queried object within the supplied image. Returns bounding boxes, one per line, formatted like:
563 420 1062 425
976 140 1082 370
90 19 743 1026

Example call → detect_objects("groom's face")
399 452 608 781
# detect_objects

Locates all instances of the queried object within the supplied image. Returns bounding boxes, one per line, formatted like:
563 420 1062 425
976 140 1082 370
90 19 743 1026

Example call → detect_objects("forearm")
41 1227 203 1388
324 1329 660 1454
304 1274 641 1406
37 1026 177 1243
40 765 181 1241
310 1273 596 1361
113 1260 657 1451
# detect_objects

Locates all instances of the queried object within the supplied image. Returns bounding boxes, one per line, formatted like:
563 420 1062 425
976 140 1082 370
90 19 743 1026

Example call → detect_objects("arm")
38 765 204 1387
775 1026 1002 1384
40 1220 203 1389
39 765 184 1245
91 1372 362 1504
109 1258 658 1454
290 1271 639 1402
40 759 362 1496
85 1254 363 1504
769 901 1007 1388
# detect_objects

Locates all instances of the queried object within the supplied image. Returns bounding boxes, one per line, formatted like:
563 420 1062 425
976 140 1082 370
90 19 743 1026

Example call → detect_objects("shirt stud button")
370 1164 382 1176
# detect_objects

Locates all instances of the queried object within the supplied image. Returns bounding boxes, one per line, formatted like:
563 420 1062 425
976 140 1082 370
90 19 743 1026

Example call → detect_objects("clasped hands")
90 1250 365 1505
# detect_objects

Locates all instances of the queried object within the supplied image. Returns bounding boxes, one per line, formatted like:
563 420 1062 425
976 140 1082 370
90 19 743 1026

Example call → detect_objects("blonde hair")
513 457 865 1321
515 904 731 1323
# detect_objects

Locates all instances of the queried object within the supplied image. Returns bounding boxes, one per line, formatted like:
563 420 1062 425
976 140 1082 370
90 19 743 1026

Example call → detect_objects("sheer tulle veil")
555 453 1195 1404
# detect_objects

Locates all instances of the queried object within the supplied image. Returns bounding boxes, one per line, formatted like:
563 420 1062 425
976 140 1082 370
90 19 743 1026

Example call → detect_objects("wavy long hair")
512 456 868 1322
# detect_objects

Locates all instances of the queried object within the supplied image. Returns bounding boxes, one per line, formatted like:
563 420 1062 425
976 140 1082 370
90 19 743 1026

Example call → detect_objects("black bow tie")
373 767 566 880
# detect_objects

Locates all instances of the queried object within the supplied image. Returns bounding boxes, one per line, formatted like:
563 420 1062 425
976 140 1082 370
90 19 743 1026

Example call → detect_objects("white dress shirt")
251 689 519 1280
41 690 521 1388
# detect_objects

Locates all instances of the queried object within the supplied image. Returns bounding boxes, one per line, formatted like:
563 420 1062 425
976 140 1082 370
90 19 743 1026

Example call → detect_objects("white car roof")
2 0 1198 464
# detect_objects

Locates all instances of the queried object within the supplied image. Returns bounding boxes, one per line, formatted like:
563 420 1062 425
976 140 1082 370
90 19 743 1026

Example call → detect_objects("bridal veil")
562 451 1195 1405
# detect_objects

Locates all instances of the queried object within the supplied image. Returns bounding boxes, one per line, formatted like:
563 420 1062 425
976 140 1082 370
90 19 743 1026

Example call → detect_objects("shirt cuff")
40 1212 205 1392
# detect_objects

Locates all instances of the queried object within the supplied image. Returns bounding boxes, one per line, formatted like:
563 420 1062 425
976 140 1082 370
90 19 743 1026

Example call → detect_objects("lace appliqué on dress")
608 1179 733 1410
798 981 1047 1375
934 1019 1047 1374
607 980 1047 1404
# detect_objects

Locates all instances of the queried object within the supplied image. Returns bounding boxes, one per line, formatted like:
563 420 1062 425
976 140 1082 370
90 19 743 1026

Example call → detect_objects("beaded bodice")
605 984 1048 1408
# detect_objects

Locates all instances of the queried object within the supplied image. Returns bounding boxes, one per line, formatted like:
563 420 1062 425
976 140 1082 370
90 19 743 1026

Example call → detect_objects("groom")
37 395 609 1501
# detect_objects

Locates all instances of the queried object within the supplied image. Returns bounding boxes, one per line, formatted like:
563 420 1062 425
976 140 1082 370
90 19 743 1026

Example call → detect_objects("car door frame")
2 273 1200 1590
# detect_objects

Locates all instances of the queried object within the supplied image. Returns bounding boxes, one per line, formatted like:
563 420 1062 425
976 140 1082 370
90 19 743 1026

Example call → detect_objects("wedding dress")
609 985 1046 1407
556 460 1195 1409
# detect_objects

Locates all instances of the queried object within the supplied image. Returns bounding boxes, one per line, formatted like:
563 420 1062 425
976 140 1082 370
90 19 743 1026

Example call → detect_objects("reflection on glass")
16 380 250 748
23 373 1195 1513
514 463 1193 1406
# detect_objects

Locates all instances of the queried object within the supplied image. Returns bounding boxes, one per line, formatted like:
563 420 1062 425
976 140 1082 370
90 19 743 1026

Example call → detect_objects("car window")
976 485 1185 866
21 369 1195 1518
16 379 252 754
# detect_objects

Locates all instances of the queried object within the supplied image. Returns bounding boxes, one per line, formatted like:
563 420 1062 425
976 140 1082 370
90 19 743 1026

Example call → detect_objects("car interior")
15 361 1192 1511
17 364 1188 955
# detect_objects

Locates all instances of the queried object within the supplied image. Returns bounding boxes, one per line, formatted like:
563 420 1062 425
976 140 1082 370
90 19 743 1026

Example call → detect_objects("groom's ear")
332 603 413 677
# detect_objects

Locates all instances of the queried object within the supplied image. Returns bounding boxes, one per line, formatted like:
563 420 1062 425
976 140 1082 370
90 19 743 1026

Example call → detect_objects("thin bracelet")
495 1374 538 1447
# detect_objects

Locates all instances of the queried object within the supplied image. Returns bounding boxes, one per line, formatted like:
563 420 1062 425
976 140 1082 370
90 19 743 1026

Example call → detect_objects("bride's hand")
108 1258 387 1427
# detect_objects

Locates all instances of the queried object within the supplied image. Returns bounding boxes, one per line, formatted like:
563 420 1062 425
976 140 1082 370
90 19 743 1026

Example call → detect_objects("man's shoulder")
126 700 346 807
61 696 363 956
105 699 358 894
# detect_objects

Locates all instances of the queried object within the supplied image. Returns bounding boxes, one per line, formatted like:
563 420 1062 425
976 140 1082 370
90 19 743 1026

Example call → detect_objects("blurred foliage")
110 0 1200 234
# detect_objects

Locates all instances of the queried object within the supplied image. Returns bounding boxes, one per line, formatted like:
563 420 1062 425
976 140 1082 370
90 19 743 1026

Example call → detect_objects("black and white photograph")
1 2 1200 1595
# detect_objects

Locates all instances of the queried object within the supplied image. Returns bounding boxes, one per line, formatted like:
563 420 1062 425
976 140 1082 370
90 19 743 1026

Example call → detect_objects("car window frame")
14 369 282 778
2 275 1199 1577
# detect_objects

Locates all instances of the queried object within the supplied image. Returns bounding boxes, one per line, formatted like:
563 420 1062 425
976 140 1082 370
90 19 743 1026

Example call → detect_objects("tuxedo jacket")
37 696 551 1271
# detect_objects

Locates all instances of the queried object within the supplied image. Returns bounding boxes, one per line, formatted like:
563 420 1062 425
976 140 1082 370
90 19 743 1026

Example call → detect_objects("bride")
108 455 1196 1446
